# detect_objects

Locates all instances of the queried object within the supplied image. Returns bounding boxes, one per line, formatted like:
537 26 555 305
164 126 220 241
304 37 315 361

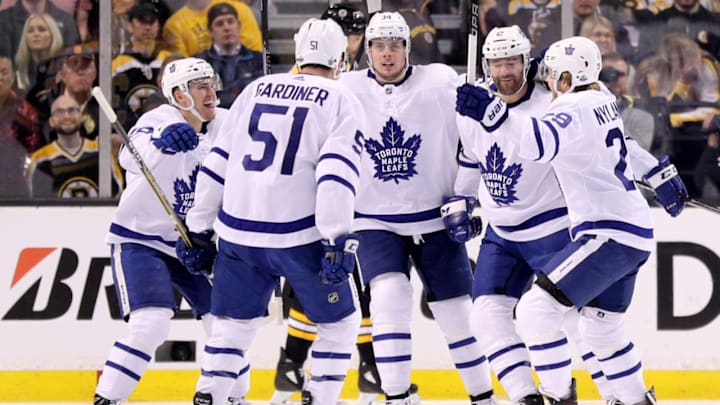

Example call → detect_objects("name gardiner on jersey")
593 101 621 126
255 81 329 106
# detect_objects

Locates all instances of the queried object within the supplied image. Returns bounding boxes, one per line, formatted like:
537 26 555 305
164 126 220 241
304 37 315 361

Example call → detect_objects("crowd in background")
1 0 720 201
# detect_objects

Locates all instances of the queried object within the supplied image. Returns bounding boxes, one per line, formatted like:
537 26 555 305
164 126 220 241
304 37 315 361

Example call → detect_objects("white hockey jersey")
515 88 655 252
455 81 570 242
106 104 228 257
185 72 364 248
340 64 461 235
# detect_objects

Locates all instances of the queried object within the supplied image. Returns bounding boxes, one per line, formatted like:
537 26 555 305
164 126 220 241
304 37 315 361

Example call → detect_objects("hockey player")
339 11 496 405
270 5 390 405
454 36 686 404
95 58 250 404
445 25 623 405
177 18 363 405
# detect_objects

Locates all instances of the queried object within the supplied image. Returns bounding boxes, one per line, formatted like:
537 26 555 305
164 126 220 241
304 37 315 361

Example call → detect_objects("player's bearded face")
188 78 218 121
489 56 524 96
369 39 407 83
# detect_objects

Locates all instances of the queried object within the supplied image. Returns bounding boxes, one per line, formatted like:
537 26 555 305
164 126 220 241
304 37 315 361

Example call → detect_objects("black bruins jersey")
25 138 123 198
112 49 171 129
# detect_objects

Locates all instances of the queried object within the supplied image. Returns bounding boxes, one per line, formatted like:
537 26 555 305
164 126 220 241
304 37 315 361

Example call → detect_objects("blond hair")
15 13 64 90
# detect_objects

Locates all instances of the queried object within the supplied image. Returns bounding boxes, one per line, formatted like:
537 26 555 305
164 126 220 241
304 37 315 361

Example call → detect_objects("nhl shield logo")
365 118 422 184
328 292 339 304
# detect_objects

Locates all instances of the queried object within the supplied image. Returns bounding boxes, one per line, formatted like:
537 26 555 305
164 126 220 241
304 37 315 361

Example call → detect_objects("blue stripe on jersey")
571 220 654 239
540 119 560 160
531 117 544 161
317 174 355 195
211 146 229 159
459 159 480 169
205 346 244 357
105 360 141 381
109 223 175 247
494 207 568 232
114 341 152 361
200 166 224 185
311 350 352 359
218 209 315 234
355 207 440 223
319 153 359 176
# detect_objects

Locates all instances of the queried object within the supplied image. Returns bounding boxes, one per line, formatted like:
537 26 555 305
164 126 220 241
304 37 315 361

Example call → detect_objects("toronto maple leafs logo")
173 165 199 218
565 44 575 55
478 143 522 205
365 118 422 183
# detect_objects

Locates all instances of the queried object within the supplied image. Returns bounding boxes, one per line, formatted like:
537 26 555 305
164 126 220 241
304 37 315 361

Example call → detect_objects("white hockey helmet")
481 25 531 80
543 36 602 93
294 18 348 72
161 57 218 108
365 12 411 73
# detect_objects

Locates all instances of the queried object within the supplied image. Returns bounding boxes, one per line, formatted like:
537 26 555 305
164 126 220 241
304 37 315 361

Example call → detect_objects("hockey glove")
175 230 217 276
320 234 359 285
152 122 199 154
456 83 508 132
441 195 483 243
643 155 688 217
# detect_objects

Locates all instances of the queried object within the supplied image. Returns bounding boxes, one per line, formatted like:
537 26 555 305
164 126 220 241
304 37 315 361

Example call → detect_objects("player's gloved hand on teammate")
175 230 217 276
152 122 199 154
441 195 483 243
456 83 508 132
320 234 359 285
643 155 688 217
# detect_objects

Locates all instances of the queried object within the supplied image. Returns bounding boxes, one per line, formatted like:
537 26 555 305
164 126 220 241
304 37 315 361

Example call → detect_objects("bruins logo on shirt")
365 118 422 183
58 176 99 198
479 143 523 206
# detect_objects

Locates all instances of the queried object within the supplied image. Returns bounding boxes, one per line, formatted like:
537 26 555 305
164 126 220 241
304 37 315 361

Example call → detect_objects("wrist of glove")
455 83 508 132
643 155 688 217
175 230 217 276
441 196 483 243
320 234 359 285
152 122 199 154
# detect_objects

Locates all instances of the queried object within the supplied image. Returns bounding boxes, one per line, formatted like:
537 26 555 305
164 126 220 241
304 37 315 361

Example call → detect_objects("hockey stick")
260 0 271 75
466 0 480 83
366 0 381 14
91 87 193 246
635 181 720 215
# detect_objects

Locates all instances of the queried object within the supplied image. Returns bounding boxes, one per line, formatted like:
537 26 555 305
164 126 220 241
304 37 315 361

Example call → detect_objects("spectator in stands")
634 0 720 60
579 14 616 55
385 0 443 63
0 0 79 60
25 94 122 198
695 113 720 198
601 52 656 153
112 2 171 129
0 53 45 198
634 33 720 197
163 0 262 57
29 47 99 142
14 13 64 91
194 2 263 108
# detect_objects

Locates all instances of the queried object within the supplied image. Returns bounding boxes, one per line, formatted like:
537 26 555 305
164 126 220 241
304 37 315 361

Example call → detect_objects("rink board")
1 206 720 400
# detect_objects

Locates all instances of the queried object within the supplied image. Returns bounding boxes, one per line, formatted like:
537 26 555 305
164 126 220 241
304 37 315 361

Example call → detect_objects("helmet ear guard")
543 36 602 94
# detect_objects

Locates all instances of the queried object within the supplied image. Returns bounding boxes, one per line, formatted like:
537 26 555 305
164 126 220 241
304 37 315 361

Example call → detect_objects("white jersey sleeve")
188 73 362 248
106 105 228 256
515 89 655 251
